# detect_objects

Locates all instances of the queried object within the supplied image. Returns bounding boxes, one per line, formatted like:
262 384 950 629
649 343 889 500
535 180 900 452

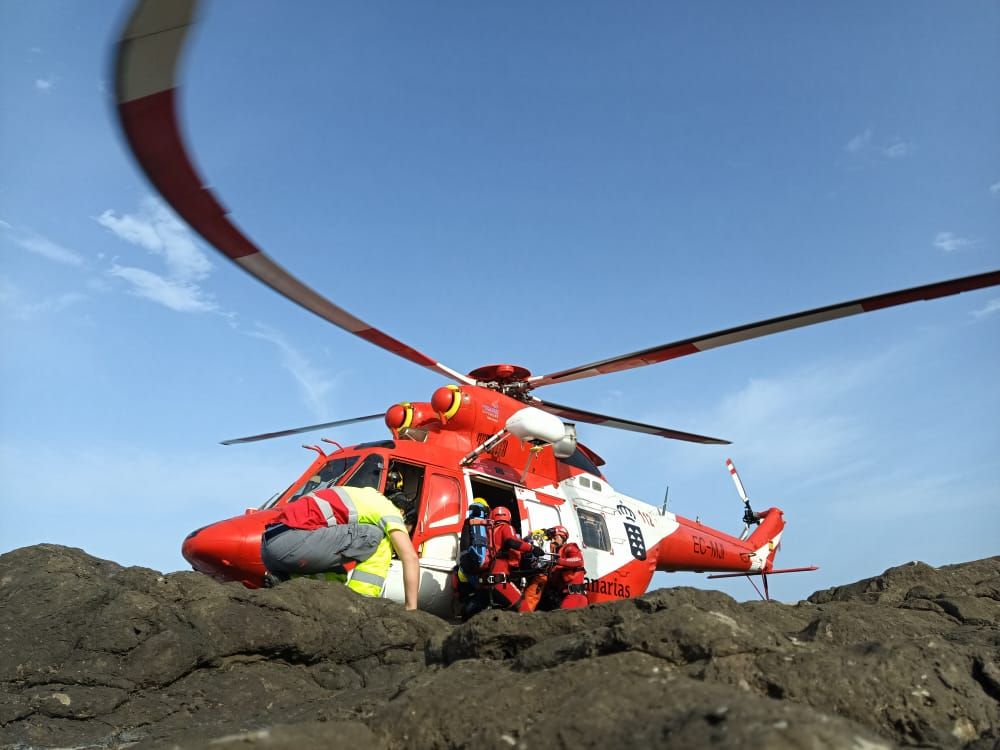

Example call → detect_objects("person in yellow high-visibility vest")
261 485 420 610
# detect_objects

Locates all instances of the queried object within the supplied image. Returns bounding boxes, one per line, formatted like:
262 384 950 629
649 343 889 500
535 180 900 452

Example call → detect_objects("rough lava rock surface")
0 545 997 749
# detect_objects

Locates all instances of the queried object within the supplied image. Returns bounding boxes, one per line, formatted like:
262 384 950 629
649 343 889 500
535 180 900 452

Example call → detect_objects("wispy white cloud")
108 264 217 313
706 357 887 478
932 231 976 253
17 234 85 266
86 276 112 293
882 139 911 159
972 298 1000 319
97 197 212 282
98 197 219 313
2 224 85 266
620 349 908 508
990 181 1000 196
0 276 86 320
246 324 337 418
845 129 872 154
0 438 296 573
844 129 912 160
35 77 54 92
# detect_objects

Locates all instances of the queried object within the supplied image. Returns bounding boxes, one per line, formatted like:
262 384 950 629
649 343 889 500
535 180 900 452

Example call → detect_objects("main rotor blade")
113 0 473 386
220 413 385 445
531 398 730 444
530 270 1000 388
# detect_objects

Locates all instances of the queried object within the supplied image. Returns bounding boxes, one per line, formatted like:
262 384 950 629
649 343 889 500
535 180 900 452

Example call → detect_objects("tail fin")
745 507 785 571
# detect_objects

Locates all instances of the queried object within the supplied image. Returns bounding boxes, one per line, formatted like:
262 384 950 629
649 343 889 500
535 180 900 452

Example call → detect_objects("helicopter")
113 0 1000 616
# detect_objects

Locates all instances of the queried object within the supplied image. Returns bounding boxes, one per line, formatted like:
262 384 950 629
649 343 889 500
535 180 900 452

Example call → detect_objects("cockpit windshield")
258 452 386 511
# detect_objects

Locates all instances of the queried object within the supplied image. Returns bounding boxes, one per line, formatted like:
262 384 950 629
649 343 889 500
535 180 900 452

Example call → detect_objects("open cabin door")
517 488 566 537
384 470 463 617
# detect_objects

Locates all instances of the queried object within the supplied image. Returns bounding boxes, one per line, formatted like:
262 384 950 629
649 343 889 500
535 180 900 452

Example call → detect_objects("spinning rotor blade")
726 458 749 503
220 413 384 446
531 398 730 444
113 0 473 386
529 270 1000 388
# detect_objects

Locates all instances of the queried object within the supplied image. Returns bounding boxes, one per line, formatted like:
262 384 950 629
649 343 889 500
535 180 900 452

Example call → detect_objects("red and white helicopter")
113 1 1000 616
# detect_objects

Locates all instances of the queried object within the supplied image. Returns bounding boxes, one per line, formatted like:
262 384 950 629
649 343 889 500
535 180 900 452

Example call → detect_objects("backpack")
458 505 493 576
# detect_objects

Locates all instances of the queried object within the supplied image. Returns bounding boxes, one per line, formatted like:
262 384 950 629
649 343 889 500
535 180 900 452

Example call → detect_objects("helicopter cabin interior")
467 476 522 527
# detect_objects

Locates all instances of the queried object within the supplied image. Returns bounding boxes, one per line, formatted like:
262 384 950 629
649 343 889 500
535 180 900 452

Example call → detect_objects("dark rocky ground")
0 545 997 749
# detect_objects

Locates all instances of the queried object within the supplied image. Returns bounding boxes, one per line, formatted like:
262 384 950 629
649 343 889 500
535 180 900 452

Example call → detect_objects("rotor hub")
467 364 533 398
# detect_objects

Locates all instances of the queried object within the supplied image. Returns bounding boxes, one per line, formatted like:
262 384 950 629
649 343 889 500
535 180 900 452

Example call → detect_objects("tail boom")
654 507 785 574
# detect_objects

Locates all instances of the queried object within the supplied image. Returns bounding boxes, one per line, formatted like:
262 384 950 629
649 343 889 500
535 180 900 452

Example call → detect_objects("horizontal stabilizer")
706 565 818 579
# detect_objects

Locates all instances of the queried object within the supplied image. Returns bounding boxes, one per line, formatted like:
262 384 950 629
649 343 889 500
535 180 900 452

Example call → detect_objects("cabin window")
344 454 384 490
576 508 611 551
579 477 591 488
591 481 602 492
523 500 562 534
421 474 461 533
285 456 360 503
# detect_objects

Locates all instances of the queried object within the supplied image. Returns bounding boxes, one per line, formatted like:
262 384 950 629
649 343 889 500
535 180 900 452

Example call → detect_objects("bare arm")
387 528 420 610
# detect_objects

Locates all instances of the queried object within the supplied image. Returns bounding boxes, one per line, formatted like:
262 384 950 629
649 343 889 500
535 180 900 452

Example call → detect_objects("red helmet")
558 542 584 569
490 506 512 524
549 525 569 541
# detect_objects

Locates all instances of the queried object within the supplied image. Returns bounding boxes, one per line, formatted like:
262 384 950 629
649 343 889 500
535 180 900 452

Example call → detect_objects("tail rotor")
726 458 760 540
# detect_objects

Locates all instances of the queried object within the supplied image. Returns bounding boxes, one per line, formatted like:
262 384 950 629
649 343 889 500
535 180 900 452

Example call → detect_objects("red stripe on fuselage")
585 556 657 604
117 89 260 260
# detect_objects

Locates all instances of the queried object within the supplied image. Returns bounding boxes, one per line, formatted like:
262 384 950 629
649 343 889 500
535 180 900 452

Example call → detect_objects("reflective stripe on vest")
311 496 339 527
327 487 359 524
378 514 405 532
350 568 386 588
307 487 359 526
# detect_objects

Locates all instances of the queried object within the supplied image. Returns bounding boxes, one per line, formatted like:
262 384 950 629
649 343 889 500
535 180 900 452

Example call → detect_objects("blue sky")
1 1 998 603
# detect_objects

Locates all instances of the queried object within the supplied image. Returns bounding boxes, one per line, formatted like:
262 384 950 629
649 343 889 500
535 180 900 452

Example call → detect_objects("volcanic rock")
0 544 997 748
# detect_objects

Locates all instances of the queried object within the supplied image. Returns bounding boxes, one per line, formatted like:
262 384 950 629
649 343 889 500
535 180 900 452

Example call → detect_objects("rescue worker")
454 497 491 618
546 525 570 554
384 468 415 525
484 506 540 610
260 485 420 610
518 525 569 612
548 541 588 609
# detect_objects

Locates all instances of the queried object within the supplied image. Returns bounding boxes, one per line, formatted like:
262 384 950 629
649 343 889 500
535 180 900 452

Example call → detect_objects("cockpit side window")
344 454 384 490
576 508 611 551
284 456 360 504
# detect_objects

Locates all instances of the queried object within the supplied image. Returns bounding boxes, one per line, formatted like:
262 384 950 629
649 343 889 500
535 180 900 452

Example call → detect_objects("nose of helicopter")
181 512 271 587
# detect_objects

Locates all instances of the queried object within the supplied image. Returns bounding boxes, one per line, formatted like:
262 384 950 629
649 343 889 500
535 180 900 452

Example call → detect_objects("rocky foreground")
0 546 997 749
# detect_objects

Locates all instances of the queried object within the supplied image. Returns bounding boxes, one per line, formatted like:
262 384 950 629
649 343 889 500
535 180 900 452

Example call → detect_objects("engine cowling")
385 401 439 433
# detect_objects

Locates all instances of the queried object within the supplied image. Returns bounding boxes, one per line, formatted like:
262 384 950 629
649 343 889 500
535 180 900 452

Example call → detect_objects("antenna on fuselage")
659 485 670 516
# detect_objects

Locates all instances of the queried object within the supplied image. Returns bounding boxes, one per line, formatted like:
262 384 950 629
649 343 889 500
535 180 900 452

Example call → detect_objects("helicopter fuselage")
182 384 785 616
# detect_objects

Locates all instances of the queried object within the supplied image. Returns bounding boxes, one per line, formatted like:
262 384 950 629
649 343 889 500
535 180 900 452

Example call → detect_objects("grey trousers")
261 524 384 575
